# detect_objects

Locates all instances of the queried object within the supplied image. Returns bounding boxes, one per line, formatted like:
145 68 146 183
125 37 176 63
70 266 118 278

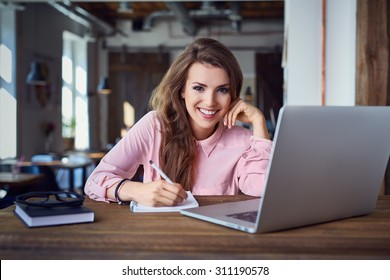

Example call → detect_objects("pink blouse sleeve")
236 137 272 197
84 112 157 202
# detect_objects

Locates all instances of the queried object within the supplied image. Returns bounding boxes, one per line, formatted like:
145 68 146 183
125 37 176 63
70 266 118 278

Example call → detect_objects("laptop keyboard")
227 211 258 223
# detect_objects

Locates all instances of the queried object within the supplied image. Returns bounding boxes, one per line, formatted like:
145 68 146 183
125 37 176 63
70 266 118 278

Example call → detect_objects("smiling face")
182 62 232 140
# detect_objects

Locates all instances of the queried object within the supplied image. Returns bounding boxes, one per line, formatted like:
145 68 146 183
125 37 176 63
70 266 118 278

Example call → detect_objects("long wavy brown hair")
149 38 243 190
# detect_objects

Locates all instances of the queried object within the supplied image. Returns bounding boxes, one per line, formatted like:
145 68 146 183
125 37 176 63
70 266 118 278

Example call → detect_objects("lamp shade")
244 86 253 102
26 62 47 85
98 77 112 94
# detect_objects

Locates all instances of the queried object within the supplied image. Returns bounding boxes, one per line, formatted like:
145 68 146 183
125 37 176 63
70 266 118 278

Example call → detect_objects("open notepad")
130 191 199 212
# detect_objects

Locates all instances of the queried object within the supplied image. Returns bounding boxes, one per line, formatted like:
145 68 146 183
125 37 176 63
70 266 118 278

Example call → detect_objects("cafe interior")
0 0 389 209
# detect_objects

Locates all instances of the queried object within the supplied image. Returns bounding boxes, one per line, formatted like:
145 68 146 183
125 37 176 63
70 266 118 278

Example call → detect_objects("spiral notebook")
130 191 198 212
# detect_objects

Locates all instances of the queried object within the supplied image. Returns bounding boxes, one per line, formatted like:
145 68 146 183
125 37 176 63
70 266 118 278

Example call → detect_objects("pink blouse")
84 111 272 202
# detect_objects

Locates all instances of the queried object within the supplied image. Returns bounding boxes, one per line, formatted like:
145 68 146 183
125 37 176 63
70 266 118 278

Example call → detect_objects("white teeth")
199 108 216 115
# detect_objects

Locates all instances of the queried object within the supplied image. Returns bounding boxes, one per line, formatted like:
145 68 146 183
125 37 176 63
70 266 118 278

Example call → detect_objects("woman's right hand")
112 180 188 207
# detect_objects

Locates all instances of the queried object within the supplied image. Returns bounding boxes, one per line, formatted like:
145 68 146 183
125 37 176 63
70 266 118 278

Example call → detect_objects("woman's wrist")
114 178 131 204
252 116 270 139
108 180 142 203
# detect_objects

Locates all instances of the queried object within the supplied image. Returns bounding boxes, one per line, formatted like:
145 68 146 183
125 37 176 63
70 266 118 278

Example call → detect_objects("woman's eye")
218 87 230 94
193 86 204 92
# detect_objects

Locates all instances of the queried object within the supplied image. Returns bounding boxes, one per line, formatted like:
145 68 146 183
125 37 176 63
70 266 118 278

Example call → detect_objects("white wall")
284 0 322 105
284 0 357 106
325 0 356 105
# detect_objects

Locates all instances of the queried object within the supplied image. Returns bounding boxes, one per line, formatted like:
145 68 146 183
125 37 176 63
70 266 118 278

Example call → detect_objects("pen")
149 160 174 185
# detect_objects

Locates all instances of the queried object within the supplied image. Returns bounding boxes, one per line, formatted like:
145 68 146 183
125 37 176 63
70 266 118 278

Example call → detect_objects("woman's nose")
204 91 216 106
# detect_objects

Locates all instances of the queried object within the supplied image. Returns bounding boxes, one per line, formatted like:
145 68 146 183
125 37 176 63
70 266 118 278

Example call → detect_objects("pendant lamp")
26 62 47 85
98 77 112 94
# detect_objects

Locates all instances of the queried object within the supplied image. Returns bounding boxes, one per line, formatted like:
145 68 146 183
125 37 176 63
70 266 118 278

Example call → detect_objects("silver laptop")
181 106 390 233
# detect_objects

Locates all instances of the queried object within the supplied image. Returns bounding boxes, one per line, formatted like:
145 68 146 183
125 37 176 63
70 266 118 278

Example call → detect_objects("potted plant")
63 117 76 150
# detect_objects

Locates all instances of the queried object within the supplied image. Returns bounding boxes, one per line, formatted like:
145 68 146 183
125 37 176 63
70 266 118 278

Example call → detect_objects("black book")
14 203 94 228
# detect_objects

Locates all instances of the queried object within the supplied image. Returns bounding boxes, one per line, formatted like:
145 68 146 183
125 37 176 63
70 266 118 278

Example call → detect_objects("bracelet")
114 178 131 205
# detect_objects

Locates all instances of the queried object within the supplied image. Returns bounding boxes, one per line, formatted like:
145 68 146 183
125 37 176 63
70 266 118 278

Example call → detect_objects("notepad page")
130 191 199 212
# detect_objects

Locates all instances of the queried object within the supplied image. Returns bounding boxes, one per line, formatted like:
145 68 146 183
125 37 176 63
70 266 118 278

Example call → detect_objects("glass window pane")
62 55 73 84
61 86 73 120
75 96 89 149
123 101 135 128
61 86 73 138
62 31 89 150
0 44 12 83
0 88 16 159
75 66 86 96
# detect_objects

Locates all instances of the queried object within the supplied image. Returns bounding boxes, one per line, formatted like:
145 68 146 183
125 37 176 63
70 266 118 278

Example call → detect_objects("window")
0 87 17 159
0 11 17 160
62 31 89 150
122 101 135 137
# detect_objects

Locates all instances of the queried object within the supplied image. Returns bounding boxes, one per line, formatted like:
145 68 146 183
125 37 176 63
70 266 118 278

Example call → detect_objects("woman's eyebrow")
191 82 207 86
191 82 230 88
217 84 230 88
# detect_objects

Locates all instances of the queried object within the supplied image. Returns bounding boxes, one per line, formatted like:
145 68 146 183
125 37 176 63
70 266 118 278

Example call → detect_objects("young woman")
84 38 272 206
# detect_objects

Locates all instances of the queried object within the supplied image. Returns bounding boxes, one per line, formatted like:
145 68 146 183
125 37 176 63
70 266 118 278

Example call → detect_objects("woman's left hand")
224 98 270 139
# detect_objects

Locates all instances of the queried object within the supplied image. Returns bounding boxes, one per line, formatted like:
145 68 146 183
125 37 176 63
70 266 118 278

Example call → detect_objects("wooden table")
0 172 44 187
78 151 106 165
63 151 107 165
0 172 45 208
1 195 390 260
19 160 91 192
